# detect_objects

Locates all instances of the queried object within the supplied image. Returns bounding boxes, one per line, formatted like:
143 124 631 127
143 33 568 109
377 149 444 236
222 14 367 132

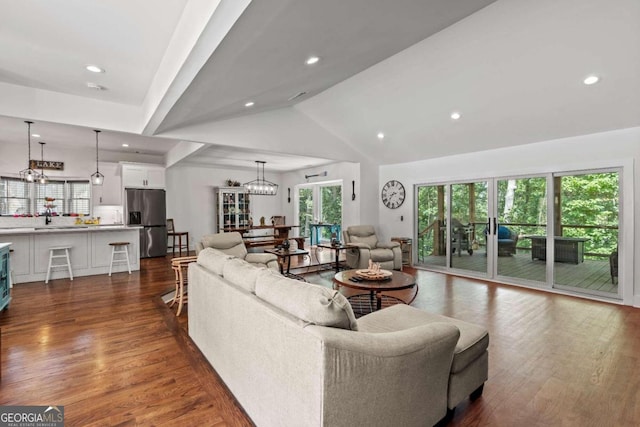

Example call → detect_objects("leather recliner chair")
342 225 403 270
195 232 279 270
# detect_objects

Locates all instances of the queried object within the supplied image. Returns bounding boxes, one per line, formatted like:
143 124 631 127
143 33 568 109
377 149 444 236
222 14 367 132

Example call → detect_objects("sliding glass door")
494 176 547 284
449 181 488 274
415 168 621 300
552 170 619 297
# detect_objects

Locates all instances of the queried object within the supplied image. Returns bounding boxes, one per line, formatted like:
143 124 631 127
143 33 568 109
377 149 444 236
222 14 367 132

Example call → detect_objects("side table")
170 255 197 316
316 243 355 273
391 237 412 267
264 248 309 281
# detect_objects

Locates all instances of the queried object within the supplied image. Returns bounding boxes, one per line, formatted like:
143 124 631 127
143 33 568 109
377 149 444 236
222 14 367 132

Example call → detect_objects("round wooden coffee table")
333 269 418 316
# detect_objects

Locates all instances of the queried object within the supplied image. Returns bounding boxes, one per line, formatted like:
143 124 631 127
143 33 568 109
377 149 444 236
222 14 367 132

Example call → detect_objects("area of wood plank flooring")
1 252 639 426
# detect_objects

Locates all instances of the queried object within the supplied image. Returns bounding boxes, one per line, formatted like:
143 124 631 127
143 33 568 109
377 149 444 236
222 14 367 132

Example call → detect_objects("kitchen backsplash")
0 205 124 228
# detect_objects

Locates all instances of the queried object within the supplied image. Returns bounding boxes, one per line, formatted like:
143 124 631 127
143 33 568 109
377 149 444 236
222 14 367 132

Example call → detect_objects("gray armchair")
342 225 403 270
195 232 279 270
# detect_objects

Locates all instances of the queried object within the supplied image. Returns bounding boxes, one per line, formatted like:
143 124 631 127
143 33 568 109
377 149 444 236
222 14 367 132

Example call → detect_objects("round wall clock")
381 180 406 209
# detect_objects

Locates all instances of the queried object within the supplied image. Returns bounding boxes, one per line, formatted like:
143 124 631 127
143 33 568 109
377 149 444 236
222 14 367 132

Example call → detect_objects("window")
67 181 91 216
0 177 91 216
0 177 31 216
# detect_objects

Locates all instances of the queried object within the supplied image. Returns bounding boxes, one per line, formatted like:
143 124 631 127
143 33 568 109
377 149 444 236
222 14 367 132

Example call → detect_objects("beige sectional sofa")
188 248 488 426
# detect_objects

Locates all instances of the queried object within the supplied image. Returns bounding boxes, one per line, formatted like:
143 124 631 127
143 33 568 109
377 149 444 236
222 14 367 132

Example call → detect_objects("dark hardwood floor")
1 254 639 426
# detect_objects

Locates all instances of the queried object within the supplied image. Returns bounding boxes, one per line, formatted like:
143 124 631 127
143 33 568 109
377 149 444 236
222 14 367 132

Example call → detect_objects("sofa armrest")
195 241 204 255
245 252 278 268
349 242 371 250
376 241 400 249
307 323 459 426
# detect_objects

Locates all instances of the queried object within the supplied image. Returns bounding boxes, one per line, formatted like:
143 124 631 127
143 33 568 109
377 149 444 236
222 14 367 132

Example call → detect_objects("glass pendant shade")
19 121 40 182
243 161 278 195
91 129 104 186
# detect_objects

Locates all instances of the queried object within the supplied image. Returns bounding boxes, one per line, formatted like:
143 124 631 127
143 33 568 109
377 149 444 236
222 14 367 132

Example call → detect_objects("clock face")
381 180 406 209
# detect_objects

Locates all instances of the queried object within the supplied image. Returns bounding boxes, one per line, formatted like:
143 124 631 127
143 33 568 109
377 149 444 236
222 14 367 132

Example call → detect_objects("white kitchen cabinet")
122 163 165 189
92 162 122 205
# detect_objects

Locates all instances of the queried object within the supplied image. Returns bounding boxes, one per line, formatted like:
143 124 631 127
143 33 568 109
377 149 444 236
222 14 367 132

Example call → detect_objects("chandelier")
19 121 39 182
90 130 104 185
37 141 49 184
243 161 278 195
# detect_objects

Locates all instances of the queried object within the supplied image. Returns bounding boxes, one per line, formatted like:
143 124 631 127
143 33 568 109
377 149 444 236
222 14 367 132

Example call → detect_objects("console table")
525 236 588 264
309 223 341 246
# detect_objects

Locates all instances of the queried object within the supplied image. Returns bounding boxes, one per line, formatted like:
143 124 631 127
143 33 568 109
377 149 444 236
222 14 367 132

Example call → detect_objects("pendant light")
243 160 278 195
19 121 38 182
38 142 48 184
91 129 104 186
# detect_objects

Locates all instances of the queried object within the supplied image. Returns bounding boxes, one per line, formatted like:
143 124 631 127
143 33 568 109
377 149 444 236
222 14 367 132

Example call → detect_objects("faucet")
45 208 52 225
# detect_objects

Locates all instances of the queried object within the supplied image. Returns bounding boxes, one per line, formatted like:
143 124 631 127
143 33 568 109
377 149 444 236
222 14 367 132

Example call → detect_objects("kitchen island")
0 225 142 283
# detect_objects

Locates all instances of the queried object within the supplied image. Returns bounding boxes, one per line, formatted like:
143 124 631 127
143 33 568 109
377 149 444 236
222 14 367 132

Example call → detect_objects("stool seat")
46 246 73 284
109 242 132 276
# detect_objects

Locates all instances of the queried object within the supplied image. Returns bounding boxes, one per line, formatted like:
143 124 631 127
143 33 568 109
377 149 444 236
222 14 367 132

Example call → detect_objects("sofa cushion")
357 304 487 373
197 247 235 276
255 271 358 331
350 234 378 248
497 226 512 239
370 248 395 262
223 257 267 293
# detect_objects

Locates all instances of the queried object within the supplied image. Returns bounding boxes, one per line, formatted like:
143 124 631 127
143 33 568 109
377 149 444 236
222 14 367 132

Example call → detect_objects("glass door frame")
415 168 622 301
294 179 343 241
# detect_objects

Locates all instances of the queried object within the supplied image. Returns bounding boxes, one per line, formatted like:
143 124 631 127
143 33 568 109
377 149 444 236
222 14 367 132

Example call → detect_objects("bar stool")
167 218 189 257
109 242 132 276
46 246 73 284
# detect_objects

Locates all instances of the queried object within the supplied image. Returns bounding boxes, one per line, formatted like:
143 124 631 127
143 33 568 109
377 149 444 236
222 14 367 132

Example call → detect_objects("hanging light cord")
26 121 32 163
95 130 101 172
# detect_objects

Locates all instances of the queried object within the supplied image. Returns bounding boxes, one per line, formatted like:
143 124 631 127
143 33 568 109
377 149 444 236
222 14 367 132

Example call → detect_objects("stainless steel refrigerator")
125 189 167 258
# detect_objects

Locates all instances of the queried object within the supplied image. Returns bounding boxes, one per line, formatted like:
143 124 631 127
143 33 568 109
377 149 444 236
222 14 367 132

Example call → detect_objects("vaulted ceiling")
0 0 637 171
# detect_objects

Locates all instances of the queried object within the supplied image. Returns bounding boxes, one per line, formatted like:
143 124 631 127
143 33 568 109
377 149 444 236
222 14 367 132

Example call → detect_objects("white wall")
379 127 639 306
165 164 282 250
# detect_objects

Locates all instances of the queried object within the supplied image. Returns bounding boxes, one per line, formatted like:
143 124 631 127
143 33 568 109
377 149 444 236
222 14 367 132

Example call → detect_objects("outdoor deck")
417 250 617 295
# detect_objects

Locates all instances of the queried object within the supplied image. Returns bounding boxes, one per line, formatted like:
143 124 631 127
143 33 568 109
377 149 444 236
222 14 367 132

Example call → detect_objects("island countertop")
0 226 142 283
0 225 142 235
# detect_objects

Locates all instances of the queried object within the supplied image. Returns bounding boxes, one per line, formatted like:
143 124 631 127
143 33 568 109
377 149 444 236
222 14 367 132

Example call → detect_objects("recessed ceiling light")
377 132 385 140
451 111 461 120
87 82 107 90
305 56 320 65
244 101 255 107
583 75 599 85
86 65 105 73
32 133 40 138
122 144 129 147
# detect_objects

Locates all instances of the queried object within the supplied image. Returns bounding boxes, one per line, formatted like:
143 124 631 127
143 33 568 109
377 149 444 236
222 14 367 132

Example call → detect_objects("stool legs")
46 247 73 284
109 244 131 276
65 248 73 280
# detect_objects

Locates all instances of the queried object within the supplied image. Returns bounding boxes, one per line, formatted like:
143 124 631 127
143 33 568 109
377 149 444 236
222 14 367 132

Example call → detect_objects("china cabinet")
215 187 251 232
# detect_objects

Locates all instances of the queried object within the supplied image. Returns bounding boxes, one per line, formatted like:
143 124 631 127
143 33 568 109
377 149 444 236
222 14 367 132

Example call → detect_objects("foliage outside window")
297 182 342 241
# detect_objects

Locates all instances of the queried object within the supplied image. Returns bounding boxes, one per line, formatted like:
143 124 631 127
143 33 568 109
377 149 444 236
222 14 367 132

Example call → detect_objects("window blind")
0 177 31 216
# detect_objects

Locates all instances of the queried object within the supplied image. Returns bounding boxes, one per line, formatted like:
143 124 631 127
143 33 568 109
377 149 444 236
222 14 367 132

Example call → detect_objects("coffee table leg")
376 291 382 311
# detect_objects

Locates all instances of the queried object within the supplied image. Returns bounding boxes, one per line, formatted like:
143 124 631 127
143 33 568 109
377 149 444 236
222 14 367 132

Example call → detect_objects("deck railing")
418 221 618 262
